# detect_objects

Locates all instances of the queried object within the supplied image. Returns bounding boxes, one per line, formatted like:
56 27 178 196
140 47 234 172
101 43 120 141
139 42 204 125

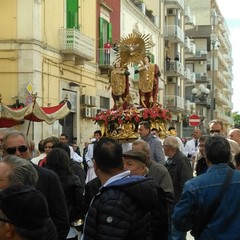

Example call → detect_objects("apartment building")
184 0 234 135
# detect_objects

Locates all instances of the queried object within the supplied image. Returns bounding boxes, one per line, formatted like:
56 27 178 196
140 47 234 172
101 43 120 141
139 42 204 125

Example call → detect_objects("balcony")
195 72 208 82
164 25 185 44
184 100 191 114
185 6 196 25
164 95 185 112
165 60 185 77
185 69 196 85
130 1 157 25
185 42 196 56
59 28 95 65
186 49 207 60
97 48 118 74
223 53 233 64
165 0 184 10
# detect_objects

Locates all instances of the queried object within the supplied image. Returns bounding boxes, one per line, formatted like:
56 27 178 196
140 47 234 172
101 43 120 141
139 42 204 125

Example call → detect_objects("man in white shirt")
31 139 46 165
184 128 202 161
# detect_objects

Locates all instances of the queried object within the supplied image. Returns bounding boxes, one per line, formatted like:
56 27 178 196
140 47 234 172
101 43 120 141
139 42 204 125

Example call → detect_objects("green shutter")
99 17 104 64
67 0 79 29
107 23 112 43
99 17 104 48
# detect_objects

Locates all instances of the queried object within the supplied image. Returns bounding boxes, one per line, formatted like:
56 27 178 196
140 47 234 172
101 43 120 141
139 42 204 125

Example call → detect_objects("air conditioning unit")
81 95 90 106
167 9 177 16
91 108 97 117
82 107 92 118
167 77 177 84
197 61 204 65
90 96 97 107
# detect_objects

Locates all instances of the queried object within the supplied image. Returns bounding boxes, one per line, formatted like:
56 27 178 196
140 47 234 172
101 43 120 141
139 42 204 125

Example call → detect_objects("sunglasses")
0 218 11 224
209 130 221 134
5 145 28 155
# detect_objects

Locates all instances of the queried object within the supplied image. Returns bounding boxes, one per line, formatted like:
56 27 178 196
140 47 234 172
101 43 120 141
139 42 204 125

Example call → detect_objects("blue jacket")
173 163 240 240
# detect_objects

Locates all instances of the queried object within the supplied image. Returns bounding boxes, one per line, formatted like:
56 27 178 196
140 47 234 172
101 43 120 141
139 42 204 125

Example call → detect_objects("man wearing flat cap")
123 149 169 240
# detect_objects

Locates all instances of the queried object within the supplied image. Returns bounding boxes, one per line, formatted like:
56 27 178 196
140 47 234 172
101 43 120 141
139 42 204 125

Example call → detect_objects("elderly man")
0 155 38 189
2 131 69 240
163 136 193 240
132 139 175 208
163 136 193 204
173 135 240 240
138 121 165 164
228 128 240 146
123 149 169 240
209 120 240 165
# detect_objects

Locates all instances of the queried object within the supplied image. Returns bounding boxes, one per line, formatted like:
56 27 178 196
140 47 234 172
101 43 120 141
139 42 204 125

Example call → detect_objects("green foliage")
232 112 240 128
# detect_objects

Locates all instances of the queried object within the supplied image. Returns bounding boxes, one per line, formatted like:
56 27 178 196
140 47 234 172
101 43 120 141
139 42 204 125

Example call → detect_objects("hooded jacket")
83 175 158 240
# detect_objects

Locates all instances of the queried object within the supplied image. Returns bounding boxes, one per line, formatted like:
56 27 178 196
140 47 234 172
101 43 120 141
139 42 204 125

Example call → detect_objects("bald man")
228 128 240 146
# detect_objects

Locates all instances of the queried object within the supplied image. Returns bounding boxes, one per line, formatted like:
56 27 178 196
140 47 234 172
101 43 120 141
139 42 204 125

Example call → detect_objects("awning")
0 101 70 128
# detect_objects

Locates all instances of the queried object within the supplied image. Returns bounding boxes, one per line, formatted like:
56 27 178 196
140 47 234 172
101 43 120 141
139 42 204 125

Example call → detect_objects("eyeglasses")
209 130 221 134
5 145 28 155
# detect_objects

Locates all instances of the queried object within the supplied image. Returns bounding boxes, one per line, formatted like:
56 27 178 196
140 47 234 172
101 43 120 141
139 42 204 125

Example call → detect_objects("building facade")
0 0 234 147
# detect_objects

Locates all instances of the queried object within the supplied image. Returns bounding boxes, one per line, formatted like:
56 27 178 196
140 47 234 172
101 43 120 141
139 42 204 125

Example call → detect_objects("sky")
216 0 240 113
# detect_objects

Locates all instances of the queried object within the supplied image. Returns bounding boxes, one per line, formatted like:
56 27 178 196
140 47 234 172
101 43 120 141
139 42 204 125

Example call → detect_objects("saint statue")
135 56 161 108
108 61 130 110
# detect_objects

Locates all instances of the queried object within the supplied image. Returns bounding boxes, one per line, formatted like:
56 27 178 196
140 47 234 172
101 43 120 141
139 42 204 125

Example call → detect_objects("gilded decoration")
139 63 155 93
93 104 172 141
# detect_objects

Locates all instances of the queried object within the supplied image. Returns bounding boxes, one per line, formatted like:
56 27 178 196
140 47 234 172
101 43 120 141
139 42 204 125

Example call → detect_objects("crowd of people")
0 119 240 240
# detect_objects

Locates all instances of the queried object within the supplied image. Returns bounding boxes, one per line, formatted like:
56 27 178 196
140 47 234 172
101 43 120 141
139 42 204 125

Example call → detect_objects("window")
99 96 110 109
99 17 112 48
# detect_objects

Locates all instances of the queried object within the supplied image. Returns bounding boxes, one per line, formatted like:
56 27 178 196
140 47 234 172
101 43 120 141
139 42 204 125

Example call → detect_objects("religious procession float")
93 33 172 142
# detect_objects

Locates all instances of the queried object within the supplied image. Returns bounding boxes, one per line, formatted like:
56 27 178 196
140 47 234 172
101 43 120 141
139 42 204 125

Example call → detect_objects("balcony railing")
59 28 95 61
164 95 185 111
97 48 118 66
165 60 185 77
195 72 208 82
185 100 191 113
164 25 185 44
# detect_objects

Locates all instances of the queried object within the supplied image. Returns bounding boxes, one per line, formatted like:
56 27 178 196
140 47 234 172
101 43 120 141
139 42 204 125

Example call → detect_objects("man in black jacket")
82 137 158 240
2 131 70 240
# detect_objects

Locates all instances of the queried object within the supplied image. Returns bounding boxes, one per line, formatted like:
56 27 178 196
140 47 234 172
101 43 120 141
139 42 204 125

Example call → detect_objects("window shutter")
99 17 104 48
107 23 112 43
67 0 79 29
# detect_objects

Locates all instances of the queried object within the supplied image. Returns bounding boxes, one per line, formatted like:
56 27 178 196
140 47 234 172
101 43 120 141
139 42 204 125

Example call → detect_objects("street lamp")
210 9 218 120
192 84 210 102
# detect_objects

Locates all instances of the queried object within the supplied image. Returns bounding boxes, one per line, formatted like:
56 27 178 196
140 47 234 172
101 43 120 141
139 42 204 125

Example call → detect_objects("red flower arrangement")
93 104 172 127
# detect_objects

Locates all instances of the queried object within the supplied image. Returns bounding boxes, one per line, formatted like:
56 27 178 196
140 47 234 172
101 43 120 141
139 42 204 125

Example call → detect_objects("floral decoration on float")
93 104 172 142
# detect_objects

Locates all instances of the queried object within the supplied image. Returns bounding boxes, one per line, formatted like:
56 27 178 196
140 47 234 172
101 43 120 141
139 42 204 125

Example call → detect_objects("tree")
232 112 240 128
